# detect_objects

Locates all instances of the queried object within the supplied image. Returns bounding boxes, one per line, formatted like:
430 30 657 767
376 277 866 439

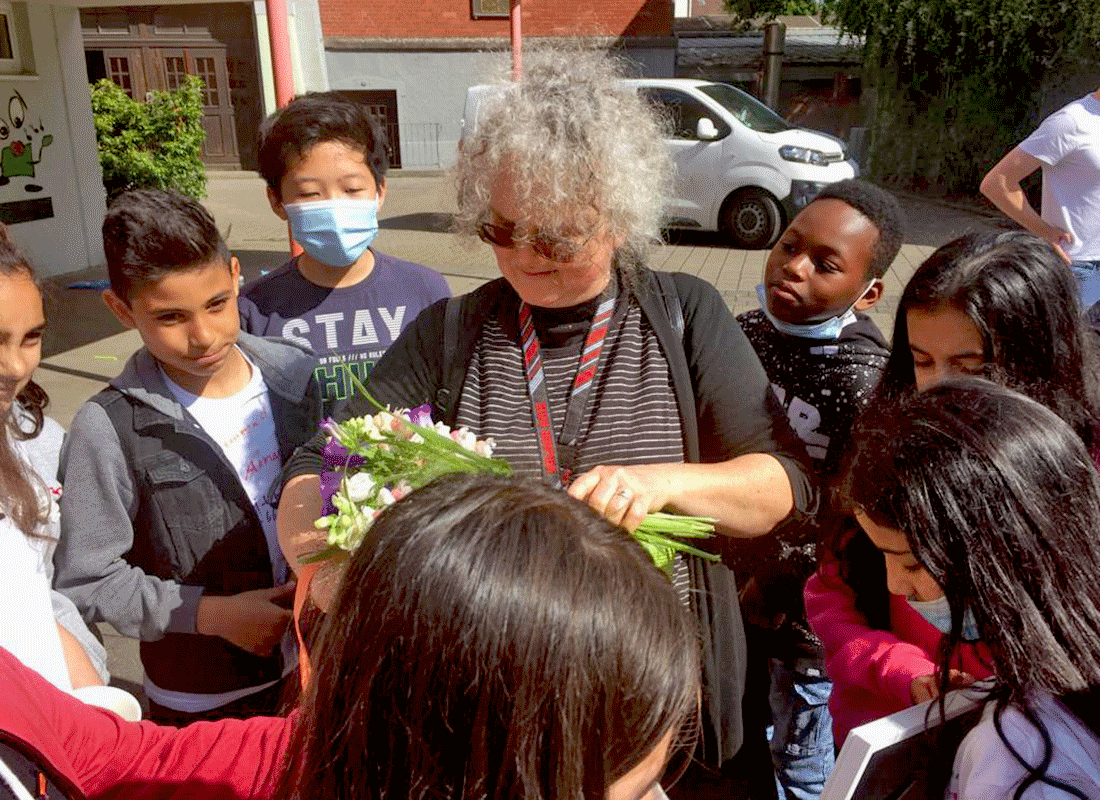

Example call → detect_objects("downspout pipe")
264 0 300 253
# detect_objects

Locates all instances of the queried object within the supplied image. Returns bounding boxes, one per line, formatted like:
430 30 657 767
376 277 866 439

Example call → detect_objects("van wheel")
722 189 782 249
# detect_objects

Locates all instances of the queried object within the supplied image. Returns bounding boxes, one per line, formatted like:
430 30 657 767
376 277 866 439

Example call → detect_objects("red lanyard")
518 296 617 488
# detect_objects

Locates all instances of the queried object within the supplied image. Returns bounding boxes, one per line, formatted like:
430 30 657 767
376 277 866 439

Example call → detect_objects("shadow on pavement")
380 212 454 233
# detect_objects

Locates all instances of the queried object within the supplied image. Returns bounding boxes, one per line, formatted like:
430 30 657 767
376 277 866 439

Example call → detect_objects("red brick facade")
320 0 673 40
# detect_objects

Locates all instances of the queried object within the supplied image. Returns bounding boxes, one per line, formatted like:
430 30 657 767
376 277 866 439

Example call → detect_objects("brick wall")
320 0 673 40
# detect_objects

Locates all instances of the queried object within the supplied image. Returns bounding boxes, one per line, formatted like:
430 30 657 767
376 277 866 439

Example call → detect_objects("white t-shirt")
1019 93 1100 261
0 414 70 691
948 693 1100 799
162 352 287 585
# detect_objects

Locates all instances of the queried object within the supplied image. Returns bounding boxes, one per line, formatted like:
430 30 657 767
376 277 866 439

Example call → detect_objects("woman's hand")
910 669 975 703
569 455 794 537
567 464 672 532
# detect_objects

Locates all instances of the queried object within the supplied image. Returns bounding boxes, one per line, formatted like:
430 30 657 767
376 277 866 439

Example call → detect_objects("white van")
462 79 858 249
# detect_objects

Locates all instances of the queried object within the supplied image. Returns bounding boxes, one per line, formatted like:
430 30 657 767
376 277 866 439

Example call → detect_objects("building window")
471 0 509 18
0 2 22 74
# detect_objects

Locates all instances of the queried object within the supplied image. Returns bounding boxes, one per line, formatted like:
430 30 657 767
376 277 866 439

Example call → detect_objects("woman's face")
0 271 45 415
607 728 674 800
855 510 944 602
907 305 986 391
485 170 619 309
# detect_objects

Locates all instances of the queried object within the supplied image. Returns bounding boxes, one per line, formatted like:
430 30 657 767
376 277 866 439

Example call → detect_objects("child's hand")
197 584 295 656
910 669 975 703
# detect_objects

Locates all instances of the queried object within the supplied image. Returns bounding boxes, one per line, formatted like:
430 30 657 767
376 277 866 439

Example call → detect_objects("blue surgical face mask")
284 197 379 267
906 594 981 641
755 281 873 341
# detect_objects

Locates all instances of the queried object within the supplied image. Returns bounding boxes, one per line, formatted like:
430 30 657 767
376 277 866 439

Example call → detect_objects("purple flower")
320 469 342 515
408 403 434 428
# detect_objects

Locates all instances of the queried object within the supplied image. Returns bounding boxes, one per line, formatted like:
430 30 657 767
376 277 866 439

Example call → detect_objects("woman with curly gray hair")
277 47 815 793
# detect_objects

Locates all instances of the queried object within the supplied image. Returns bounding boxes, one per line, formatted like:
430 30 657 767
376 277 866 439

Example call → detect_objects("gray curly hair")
454 47 672 266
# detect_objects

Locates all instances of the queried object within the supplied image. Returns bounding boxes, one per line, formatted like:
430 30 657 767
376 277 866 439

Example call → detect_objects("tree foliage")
829 0 1100 192
90 75 207 202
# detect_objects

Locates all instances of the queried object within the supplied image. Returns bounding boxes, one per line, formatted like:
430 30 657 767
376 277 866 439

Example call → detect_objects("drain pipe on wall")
511 0 522 79
266 0 302 254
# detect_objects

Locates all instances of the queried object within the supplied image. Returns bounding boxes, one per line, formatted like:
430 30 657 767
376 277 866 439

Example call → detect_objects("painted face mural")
0 91 53 192
0 89 56 224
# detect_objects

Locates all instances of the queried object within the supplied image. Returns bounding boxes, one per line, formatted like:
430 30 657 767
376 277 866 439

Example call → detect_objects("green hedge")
90 75 207 202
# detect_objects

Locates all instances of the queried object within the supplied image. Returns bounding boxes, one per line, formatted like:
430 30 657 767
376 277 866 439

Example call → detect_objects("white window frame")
0 1 22 75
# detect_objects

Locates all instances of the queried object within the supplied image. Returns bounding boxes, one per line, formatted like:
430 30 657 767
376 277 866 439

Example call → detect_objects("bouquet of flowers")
313 399 719 573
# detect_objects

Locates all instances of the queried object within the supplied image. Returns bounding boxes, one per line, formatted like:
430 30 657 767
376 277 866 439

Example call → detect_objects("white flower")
346 472 376 502
452 427 477 452
475 438 496 458
377 487 396 506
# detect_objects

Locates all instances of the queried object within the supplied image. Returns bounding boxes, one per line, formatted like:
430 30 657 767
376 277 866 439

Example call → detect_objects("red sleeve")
804 562 936 707
0 648 293 799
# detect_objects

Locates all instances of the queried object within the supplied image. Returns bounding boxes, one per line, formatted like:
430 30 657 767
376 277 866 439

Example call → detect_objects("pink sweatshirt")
804 561 994 746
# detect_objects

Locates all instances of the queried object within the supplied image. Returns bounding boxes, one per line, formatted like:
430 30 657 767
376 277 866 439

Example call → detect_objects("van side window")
639 88 730 141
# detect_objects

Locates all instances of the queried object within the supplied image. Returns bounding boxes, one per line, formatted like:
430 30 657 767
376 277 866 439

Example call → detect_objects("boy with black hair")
736 178 905 800
240 92 450 407
54 189 325 724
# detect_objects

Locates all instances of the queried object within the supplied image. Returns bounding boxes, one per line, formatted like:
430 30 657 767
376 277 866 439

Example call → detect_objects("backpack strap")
640 270 700 464
433 280 507 426
433 295 464 423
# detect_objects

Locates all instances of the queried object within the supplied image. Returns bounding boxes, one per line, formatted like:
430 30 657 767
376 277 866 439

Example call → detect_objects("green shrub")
90 75 207 202
828 0 1100 194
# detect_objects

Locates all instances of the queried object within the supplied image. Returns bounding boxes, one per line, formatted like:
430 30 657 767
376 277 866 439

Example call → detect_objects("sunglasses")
476 217 594 263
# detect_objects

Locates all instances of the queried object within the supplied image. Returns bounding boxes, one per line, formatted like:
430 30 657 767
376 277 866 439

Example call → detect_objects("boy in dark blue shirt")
239 92 450 408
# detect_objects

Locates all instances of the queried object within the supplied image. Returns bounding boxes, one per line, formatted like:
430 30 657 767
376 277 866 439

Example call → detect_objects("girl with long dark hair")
2 472 699 799
0 226 107 691
806 230 1100 745
845 380 1100 798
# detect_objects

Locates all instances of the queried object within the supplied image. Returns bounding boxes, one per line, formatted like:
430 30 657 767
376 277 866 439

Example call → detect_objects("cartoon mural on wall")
0 89 55 224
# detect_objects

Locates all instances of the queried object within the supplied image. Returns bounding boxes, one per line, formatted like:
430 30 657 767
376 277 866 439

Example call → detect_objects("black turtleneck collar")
526 271 621 350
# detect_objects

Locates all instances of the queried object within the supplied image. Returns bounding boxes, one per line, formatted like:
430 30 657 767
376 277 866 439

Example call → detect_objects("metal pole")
511 0 522 79
762 21 785 112
265 0 300 255
266 0 296 108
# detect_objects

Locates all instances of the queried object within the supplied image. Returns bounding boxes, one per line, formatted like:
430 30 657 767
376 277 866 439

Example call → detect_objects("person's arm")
57 623 103 689
567 454 793 536
979 146 1072 263
53 403 200 641
0 646 292 800
804 562 935 707
570 274 813 536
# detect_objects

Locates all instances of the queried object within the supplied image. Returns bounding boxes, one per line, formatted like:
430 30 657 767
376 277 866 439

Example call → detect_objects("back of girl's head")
877 230 1100 445
844 379 1100 702
284 473 699 800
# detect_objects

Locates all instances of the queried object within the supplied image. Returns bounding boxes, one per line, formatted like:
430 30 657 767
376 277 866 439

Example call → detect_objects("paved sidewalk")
36 170 1001 704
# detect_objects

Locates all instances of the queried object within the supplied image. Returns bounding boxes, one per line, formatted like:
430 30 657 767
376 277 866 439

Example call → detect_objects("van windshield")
698 84 792 134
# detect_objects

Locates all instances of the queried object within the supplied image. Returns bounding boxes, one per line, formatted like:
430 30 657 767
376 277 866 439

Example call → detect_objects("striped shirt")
456 292 693 598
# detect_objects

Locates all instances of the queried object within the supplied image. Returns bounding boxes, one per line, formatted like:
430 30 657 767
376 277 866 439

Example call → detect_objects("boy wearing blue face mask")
240 92 451 409
733 178 904 800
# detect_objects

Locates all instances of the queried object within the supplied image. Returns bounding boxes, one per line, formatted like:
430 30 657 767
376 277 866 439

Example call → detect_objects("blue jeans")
1070 260 1100 310
767 658 834 800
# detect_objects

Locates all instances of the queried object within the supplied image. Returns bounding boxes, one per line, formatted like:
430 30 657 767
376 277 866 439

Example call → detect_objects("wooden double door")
83 6 261 168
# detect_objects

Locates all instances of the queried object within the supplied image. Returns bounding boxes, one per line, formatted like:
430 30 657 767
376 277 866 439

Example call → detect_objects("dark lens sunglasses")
476 218 592 263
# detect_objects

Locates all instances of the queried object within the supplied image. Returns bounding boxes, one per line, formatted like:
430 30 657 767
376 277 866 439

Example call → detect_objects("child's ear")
267 186 288 221
375 178 386 209
229 255 241 294
854 278 885 311
102 289 136 329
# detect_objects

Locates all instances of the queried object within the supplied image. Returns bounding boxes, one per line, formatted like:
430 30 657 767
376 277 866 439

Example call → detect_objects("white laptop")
821 688 988 800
